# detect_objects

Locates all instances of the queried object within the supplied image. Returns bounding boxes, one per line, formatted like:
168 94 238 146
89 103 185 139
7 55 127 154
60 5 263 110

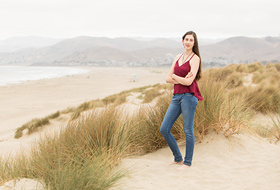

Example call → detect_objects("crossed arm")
166 54 200 86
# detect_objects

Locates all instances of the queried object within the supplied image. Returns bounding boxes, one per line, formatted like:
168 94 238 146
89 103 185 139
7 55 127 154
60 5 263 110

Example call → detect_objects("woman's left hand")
185 72 193 78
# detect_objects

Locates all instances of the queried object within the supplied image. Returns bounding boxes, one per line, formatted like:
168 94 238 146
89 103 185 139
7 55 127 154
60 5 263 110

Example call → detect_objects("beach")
0 66 279 190
0 67 168 155
111 132 280 190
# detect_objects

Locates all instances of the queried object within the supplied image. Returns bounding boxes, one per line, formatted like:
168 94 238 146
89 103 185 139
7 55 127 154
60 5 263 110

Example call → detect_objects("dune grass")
0 148 125 190
14 62 280 142
236 63 248 73
4 62 280 189
211 63 280 113
247 62 265 73
14 85 165 138
15 111 61 139
69 100 105 120
191 71 253 142
247 84 280 113
32 108 129 189
270 112 280 142
252 112 280 143
128 91 174 154
142 83 172 103
2 107 129 189
203 62 279 139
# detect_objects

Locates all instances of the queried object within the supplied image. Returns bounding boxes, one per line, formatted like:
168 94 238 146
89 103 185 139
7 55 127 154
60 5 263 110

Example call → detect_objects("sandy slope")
111 132 280 190
0 67 168 155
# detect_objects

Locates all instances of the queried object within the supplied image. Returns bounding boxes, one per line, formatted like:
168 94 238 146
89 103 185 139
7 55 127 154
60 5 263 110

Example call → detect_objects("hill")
201 36 280 66
0 36 279 67
0 36 61 52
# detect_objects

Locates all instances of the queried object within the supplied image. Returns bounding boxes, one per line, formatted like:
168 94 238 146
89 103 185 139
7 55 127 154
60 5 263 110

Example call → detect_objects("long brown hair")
182 31 202 81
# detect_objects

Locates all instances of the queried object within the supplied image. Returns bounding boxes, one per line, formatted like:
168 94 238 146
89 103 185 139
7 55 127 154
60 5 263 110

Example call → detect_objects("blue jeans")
160 93 198 166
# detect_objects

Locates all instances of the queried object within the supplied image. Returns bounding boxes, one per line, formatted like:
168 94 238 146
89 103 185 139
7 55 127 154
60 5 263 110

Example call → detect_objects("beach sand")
111 132 280 190
0 67 168 155
0 66 280 190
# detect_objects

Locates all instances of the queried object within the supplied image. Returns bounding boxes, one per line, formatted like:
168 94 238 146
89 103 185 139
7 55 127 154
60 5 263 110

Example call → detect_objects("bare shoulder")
190 54 200 67
174 54 182 60
192 54 200 62
171 54 182 65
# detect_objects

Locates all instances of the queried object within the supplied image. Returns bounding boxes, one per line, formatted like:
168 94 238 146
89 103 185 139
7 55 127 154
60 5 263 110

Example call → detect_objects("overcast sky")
0 0 279 40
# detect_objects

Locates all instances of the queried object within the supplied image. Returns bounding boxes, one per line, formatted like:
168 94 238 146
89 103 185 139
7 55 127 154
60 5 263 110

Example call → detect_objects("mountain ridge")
0 36 279 67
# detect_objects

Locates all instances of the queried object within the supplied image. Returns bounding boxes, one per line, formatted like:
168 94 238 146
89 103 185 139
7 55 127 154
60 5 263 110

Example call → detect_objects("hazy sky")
0 0 279 40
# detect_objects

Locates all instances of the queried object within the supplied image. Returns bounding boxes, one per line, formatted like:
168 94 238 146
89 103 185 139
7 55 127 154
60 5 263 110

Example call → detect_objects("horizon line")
1 34 280 41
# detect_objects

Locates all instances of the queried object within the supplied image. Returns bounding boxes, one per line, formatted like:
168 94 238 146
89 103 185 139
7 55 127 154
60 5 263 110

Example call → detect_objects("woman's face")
182 34 195 51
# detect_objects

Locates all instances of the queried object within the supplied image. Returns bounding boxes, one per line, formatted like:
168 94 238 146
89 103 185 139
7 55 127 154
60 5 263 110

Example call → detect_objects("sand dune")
0 66 279 190
111 132 280 190
0 67 168 155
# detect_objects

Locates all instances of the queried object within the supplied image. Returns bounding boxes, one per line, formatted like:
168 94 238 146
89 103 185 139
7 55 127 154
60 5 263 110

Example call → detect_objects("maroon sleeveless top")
173 53 203 101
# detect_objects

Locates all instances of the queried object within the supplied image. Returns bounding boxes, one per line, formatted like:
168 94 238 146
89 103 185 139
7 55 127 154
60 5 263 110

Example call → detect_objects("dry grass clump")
224 71 244 88
101 86 151 106
236 63 248 73
0 152 123 190
14 85 164 138
70 102 91 120
130 84 173 104
207 66 235 81
247 62 265 73
205 64 244 88
68 100 106 120
252 71 266 84
270 113 280 142
0 154 30 184
207 62 279 139
102 93 127 106
15 111 61 139
207 62 280 114
128 106 166 154
247 63 280 113
142 88 162 103
127 91 180 154
64 108 130 157
2 107 128 189
194 78 225 141
137 83 173 103
266 62 280 72
48 111 61 119
235 83 280 113
269 73 280 87
253 112 280 143
252 65 280 85
194 72 253 142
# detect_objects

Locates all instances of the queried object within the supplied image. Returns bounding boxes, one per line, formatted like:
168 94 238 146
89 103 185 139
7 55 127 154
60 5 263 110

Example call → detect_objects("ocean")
0 66 89 86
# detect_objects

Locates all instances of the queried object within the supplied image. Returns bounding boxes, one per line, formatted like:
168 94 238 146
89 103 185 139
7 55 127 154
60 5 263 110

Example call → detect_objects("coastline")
0 66 168 155
0 65 89 87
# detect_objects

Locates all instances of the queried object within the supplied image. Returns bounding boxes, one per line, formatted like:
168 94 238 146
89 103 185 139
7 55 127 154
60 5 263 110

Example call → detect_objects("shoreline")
0 67 168 155
0 65 89 87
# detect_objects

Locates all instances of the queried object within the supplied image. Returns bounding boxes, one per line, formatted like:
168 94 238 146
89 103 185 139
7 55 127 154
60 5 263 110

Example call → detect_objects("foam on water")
0 66 89 86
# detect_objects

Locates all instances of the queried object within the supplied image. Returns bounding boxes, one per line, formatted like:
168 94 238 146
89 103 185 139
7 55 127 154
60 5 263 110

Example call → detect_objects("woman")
160 31 203 170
